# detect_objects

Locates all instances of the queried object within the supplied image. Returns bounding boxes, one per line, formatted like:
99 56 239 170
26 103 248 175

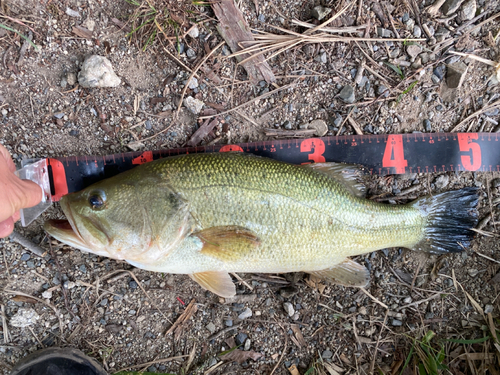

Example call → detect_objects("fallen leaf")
290 324 306 347
127 141 145 151
186 118 219 146
165 299 197 342
288 364 300 375
12 295 38 304
72 26 93 39
220 337 263 364
323 362 345 374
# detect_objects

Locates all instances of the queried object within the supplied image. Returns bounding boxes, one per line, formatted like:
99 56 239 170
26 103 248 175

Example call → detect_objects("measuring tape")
17 132 498 226
42 132 499 202
15 132 496 204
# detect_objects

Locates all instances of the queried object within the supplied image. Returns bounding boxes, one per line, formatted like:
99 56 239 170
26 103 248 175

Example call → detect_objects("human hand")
0 144 42 238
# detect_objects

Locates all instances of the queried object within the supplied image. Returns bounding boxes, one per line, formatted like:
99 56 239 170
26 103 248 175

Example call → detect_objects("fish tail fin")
411 187 479 254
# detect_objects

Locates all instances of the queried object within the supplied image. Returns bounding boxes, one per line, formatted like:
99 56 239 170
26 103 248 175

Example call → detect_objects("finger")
12 211 20 223
17 179 43 209
0 217 15 239
0 144 16 173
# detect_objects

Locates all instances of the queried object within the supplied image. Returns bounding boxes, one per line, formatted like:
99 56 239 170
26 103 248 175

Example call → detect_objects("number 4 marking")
382 135 407 174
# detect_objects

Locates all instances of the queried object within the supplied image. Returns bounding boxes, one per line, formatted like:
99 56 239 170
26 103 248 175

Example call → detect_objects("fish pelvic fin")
189 271 236 298
195 225 260 262
302 162 367 198
308 259 370 287
412 187 479 254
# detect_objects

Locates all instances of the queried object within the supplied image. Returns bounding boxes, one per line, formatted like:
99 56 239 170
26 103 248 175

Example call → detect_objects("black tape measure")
45 132 499 202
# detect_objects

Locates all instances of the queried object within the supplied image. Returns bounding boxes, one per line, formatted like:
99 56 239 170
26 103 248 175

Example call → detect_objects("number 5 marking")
300 138 325 163
382 135 407 174
457 133 481 171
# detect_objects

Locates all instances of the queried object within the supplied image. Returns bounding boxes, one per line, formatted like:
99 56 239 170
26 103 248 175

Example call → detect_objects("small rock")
145 120 152 130
20 253 30 261
1 109 7 116
468 268 478 277
258 14 265 22
42 290 52 299
244 338 251 351
377 27 393 38
187 26 199 39
183 96 204 114
186 48 196 59
322 349 333 359
406 44 422 59
431 75 441 84
339 85 355 104
10 308 40 327
238 308 252 320
78 55 121 88
435 105 443 112
236 332 248 345
54 112 65 119
283 120 292 130
65 7 81 18
459 0 476 21
311 6 332 21
377 85 389 97
485 108 499 117
67 72 77 86
413 25 422 38
433 66 446 81
333 115 343 127
442 0 466 15
485 304 494 314
423 119 432 132
308 119 328 136
83 18 96 32
69 129 79 137
446 62 468 89
283 302 295 317
434 175 449 189
225 319 233 327
60 77 68 89
364 124 373 133
187 77 199 89
206 322 216 334
392 319 403 327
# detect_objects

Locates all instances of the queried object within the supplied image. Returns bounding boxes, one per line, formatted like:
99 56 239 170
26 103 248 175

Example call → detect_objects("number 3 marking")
300 139 325 163
382 135 407 174
457 133 481 171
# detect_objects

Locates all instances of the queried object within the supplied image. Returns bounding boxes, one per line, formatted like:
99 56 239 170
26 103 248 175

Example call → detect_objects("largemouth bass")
44 153 478 297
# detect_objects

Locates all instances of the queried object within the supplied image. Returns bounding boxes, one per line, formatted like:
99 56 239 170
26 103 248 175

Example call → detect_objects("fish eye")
88 191 106 209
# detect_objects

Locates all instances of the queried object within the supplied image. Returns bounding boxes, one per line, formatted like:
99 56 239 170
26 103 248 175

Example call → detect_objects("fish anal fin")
189 271 236 298
308 259 370 287
303 162 367 198
196 225 260 262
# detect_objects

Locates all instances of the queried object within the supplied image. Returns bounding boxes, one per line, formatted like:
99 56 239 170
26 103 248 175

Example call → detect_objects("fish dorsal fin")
308 259 370 287
189 271 236 298
303 163 367 198
195 226 260 262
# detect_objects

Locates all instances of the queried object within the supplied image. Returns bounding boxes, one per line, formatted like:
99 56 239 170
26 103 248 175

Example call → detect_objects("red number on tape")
219 145 244 152
132 151 153 165
382 135 407 174
458 133 481 171
300 138 325 163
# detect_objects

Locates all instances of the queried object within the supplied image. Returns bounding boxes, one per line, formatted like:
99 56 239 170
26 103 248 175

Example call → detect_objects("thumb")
0 217 15 238
16 179 43 210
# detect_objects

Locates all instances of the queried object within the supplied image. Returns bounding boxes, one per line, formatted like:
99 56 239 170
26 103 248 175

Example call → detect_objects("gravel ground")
1 0 500 374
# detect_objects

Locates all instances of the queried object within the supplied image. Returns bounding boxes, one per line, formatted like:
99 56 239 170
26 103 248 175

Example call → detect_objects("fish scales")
136 153 424 273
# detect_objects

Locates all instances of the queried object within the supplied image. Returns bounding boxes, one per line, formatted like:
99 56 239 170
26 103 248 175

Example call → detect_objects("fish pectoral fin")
302 162 367 198
195 226 260 262
308 259 370 287
189 271 236 298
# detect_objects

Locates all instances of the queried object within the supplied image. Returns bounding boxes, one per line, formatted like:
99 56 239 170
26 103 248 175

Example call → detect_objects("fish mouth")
43 199 92 252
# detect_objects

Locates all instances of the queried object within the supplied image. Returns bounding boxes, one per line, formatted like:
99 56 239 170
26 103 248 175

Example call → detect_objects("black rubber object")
10 347 107 375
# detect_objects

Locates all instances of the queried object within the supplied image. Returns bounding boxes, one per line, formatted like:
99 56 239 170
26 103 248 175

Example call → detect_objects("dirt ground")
1 0 500 374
